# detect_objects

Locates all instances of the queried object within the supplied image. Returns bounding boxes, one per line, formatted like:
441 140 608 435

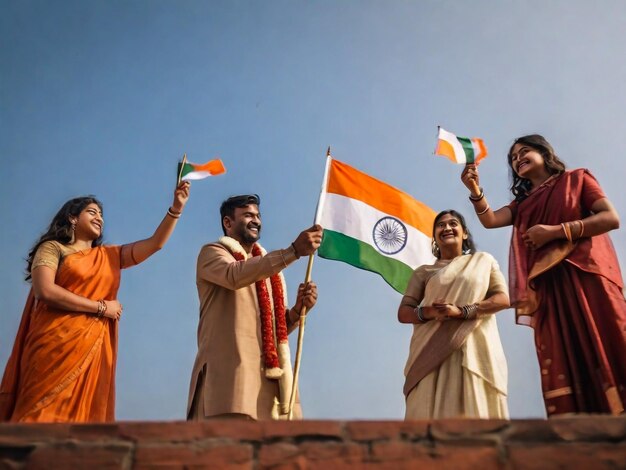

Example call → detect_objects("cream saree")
403 252 509 419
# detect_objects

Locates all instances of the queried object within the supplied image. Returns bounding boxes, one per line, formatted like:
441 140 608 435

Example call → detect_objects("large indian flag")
317 159 436 294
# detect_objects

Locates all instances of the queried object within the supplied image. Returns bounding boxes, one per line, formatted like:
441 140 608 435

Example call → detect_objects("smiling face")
71 203 104 241
509 143 546 179
433 213 468 259
224 204 261 245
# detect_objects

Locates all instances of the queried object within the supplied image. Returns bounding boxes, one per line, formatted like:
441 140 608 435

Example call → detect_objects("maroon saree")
508 169 626 415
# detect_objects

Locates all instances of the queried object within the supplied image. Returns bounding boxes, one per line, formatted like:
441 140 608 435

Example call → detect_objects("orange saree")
0 245 121 422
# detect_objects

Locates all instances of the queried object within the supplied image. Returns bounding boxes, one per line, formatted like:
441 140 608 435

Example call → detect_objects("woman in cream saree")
398 210 510 419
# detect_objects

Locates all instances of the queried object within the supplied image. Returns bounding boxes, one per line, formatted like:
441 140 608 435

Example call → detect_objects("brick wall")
1 417 625 469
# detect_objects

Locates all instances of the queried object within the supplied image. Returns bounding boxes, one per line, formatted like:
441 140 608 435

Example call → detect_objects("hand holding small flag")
461 164 482 198
171 180 191 215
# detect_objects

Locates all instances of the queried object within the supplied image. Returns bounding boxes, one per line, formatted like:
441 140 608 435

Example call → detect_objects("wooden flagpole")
177 153 188 185
287 146 332 420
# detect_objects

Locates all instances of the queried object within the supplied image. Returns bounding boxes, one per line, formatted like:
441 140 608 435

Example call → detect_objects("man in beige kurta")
187 194 322 420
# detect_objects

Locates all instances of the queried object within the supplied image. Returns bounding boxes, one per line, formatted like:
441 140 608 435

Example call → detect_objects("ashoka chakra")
372 216 408 255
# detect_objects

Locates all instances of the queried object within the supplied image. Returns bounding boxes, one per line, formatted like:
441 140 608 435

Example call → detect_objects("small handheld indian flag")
435 127 487 165
177 154 226 182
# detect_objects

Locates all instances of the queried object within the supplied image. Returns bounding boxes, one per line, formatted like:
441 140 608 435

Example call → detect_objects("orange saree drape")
0 245 121 422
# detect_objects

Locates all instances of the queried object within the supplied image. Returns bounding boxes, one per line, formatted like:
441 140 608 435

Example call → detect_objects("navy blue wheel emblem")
372 216 407 255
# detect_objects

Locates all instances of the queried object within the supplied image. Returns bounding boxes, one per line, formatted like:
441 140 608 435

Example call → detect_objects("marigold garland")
227 241 288 377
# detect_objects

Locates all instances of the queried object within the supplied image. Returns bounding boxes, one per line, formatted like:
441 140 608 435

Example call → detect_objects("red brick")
262 420 344 440
308 462 414 470
507 443 626 469
300 441 365 461
430 419 510 441
258 442 301 467
27 442 133 469
68 423 123 441
427 445 502 470
0 423 72 440
346 421 428 441
118 420 264 442
134 442 252 469
370 440 428 461
503 420 562 443
549 416 626 442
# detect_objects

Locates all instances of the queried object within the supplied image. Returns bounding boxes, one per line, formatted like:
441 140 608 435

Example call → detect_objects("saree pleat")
535 264 626 414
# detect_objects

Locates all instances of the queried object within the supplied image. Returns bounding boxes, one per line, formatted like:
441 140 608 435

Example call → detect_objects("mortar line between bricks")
124 441 136 470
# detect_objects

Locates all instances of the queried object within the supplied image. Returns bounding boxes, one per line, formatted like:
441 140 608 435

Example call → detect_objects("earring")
431 238 440 257
69 223 76 244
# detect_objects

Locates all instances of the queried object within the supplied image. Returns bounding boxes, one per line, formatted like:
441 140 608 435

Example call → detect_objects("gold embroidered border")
543 386 573 400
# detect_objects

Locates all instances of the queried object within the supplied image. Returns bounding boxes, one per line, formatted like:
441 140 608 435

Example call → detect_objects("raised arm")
197 225 322 290
121 180 191 268
32 266 122 320
461 164 513 228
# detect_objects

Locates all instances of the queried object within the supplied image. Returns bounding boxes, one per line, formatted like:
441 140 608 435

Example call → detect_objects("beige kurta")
403 252 509 419
187 242 301 420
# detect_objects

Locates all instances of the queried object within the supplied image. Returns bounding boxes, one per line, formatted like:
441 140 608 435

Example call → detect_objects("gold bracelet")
573 220 583 240
97 299 107 318
561 222 572 243
579 219 585 238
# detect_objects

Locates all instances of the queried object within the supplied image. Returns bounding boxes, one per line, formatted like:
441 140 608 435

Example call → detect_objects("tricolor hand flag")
317 158 436 294
178 158 226 181
435 127 487 165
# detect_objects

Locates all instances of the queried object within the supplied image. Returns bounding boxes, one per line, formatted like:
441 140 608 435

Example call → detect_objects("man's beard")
235 223 261 244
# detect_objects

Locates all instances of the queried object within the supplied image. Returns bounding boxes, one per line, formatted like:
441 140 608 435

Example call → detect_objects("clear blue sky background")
2 0 625 420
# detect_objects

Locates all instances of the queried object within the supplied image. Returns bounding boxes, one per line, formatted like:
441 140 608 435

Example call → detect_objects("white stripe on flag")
439 127 467 163
320 193 435 269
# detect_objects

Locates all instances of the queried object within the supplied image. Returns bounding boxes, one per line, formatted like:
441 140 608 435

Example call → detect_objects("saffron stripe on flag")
326 159 435 236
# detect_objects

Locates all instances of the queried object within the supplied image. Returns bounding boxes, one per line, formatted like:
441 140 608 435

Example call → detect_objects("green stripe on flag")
180 162 194 178
457 136 476 163
318 229 414 294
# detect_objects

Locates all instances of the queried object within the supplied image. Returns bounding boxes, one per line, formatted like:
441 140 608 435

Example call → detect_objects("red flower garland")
231 244 288 373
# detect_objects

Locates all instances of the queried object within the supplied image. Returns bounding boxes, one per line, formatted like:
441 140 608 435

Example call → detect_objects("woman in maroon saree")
461 134 625 416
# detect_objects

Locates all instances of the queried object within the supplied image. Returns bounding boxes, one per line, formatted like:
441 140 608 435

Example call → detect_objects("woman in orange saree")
462 135 625 416
0 181 190 422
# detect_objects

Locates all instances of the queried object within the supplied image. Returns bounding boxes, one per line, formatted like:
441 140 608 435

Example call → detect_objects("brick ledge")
1 417 625 469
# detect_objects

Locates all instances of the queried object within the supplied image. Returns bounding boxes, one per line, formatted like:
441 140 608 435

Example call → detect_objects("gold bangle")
97 299 107 318
579 220 585 238
561 223 572 243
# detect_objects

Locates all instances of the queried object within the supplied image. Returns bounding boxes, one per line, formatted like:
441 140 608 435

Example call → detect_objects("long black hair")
432 210 476 259
25 196 103 281
507 134 566 202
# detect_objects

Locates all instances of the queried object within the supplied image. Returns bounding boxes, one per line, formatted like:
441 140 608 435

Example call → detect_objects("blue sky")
2 0 625 420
